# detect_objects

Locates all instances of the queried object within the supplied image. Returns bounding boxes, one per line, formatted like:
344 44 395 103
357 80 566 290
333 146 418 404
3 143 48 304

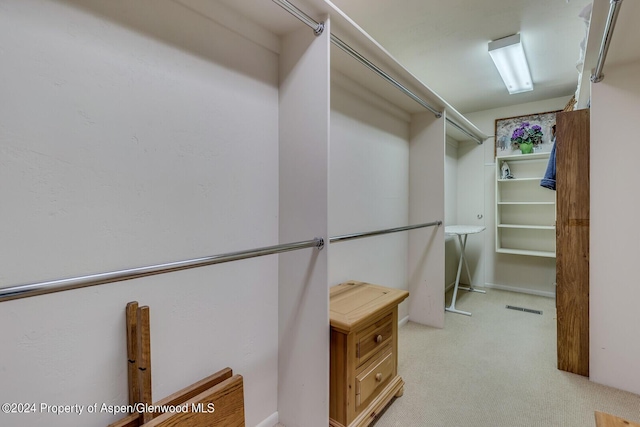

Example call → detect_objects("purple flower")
511 128 524 140
510 122 544 144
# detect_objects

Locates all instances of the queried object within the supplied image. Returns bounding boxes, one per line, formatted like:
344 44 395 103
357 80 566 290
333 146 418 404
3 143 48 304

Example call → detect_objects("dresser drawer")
355 346 394 408
356 313 393 366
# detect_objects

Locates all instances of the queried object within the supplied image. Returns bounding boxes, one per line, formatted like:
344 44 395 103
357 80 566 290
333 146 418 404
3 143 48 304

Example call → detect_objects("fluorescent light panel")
488 34 533 94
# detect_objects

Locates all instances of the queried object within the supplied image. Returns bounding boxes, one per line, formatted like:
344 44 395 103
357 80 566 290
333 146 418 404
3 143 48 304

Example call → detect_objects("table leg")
445 234 471 316
457 234 486 295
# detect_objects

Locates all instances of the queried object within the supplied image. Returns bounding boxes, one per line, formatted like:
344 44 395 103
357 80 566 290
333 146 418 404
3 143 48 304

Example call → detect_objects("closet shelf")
497 224 555 230
496 152 551 161
497 202 555 205
497 248 557 258
498 177 543 182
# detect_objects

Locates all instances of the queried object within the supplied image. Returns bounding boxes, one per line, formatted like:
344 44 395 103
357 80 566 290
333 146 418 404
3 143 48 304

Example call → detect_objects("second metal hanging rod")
330 221 442 244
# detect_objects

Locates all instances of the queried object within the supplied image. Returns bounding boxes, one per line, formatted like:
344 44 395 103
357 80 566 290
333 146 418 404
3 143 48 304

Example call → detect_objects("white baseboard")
256 411 279 427
398 315 410 328
484 282 555 298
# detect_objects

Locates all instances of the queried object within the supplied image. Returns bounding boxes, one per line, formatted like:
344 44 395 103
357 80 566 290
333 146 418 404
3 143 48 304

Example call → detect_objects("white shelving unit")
495 152 556 257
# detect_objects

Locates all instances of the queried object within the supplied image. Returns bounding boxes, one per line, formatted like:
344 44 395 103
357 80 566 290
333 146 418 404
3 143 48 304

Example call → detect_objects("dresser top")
330 281 409 332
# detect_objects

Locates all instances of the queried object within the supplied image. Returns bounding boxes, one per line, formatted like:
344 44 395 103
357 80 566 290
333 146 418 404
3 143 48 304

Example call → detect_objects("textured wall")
329 77 410 320
0 1 279 426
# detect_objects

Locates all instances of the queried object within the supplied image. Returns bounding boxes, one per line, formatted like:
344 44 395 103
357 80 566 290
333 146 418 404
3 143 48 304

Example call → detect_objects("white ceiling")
208 0 638 117
329 0 592 113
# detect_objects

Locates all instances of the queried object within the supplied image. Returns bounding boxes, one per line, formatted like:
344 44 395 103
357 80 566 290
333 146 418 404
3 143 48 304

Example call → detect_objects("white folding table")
445 225 486 316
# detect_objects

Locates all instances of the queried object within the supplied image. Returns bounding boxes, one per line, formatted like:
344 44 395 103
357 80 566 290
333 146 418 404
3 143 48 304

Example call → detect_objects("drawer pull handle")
375 373 383 382
376 334 383 343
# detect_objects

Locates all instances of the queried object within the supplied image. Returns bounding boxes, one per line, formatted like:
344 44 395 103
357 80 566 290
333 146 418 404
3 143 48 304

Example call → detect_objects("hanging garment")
540 141 556 190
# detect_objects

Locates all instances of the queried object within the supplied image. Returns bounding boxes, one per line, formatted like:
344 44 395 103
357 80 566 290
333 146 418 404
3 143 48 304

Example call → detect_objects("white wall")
590 59 640 395
465 96 569 296
329 76 410 320
0 1 280 426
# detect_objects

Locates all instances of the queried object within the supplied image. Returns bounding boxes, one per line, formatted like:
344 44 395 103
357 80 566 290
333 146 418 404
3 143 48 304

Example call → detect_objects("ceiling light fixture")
488 34 533 94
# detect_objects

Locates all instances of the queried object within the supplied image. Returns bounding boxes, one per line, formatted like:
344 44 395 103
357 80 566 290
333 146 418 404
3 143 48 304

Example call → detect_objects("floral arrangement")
510 122 543 146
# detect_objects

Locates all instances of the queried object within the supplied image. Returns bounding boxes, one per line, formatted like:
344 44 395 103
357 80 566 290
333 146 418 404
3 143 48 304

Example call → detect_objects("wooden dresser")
329 281 409 427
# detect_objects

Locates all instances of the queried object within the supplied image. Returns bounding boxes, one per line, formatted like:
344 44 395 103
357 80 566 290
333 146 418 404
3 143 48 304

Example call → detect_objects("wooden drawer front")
355 347 394 408
356 314 393 366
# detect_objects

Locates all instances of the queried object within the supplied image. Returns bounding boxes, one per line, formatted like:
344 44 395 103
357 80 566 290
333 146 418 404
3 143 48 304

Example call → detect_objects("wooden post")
126 302 140 411
137 306 153 423
556 109 590 376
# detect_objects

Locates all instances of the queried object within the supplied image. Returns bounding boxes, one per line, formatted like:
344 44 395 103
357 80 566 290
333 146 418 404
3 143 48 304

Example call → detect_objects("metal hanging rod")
0 238 325 303
591 0 623 83
329 221 442 244
272 0 442 118
446 117 483 144
329 35 442 118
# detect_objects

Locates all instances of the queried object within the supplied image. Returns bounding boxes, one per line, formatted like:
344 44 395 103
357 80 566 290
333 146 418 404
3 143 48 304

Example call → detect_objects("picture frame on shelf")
495 110 560 157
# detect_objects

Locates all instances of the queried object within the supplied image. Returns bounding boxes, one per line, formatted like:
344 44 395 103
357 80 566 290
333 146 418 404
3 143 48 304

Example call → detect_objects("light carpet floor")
370 289 640 427
277 289 640 427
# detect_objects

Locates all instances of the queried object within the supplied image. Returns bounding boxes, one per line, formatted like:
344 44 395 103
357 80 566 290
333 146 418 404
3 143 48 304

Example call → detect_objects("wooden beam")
556 109 590 376
137 306 153 423
126 302 140 411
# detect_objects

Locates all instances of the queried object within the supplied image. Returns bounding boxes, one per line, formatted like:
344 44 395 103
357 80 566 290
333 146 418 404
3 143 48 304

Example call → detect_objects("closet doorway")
444 132 486 301
445 108 590 378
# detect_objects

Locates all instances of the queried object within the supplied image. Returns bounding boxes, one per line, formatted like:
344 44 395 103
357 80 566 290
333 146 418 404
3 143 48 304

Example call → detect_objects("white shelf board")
496 248 557 258
496 152 550 161
498 177 544 182
497 224 555 230
497 202 555 205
